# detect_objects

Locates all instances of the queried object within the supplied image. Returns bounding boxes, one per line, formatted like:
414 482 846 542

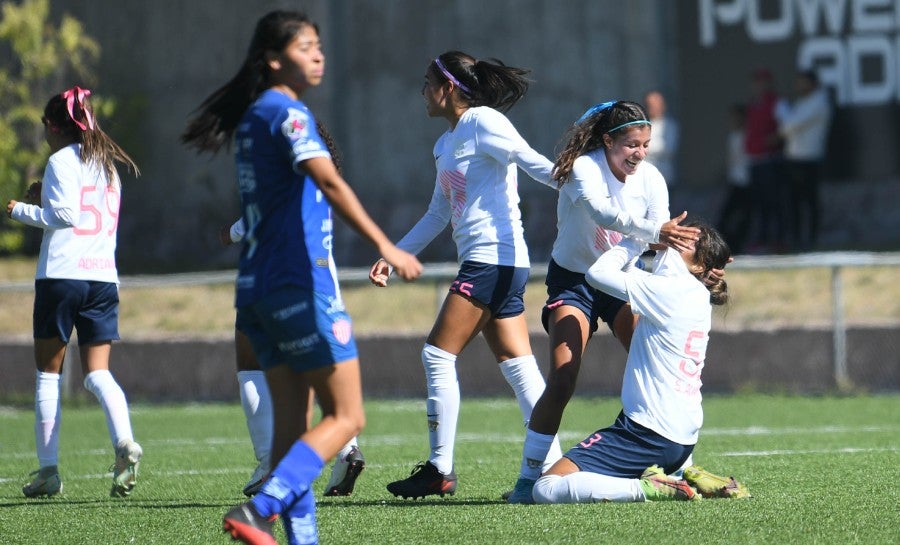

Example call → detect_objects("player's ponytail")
431 51 531 113
684 219 732 306
552 101 649 185
43 88 140 184
182 10 318 154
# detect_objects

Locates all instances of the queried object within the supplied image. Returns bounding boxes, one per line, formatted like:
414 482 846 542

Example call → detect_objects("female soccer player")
369 50 563 499
8 87 143 498
182 10 421 545
532 220 733 503
506 100 703 502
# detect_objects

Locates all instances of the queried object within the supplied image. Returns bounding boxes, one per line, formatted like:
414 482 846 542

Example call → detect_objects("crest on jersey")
332 318 352 345
281 108 311 141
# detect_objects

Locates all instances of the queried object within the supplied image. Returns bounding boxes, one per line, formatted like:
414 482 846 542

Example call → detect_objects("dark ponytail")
683 219 732 306
431 51 531 113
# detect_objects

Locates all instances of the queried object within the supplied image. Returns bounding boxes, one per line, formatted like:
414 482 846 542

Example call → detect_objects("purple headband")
434 58 472 95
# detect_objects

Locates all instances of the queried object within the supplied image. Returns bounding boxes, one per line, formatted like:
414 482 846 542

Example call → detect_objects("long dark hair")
552 100 649 185
181 10 317 154
684 219 732 306
180 10 342 172
430 51 531 113
44 88 139 183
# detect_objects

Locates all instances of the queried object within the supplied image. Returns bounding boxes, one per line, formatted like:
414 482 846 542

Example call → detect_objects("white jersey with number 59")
11 144 120 283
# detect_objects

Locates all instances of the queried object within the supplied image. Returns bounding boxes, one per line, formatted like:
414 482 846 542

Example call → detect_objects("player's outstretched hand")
659 211 700 253
376 247 422 285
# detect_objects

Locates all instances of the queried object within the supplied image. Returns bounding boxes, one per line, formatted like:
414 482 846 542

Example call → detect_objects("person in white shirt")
369 50 562 499
775 70 832 251
506 100 702 503
531 220 734 503
7 87 143 499
644 90 680 186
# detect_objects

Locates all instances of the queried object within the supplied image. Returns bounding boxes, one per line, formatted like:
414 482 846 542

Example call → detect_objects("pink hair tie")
61 86 95 131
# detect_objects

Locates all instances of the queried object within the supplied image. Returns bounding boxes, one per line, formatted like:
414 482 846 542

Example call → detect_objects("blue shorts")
33 279 120 345
235 287 358 372
541 259 626 335
564 411 694 478
448 261 528 319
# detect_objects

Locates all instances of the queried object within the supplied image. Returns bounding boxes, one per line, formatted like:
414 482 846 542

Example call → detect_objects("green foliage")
0 0 106 253
0 396 897 544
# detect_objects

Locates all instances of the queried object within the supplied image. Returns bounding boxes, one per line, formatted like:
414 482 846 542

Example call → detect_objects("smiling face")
602 124 651 181
266 24 324 97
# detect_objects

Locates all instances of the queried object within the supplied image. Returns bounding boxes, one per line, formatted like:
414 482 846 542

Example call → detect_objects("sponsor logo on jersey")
271 301 310 320
278 333 320 354
315 257 329 267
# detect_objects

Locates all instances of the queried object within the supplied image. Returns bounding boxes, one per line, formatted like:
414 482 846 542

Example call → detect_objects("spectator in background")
718 104 752 254
775 70 832 252
644 91 679 186
744 68 785 253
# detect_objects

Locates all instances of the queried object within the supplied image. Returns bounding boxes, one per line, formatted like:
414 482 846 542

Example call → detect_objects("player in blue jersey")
182 10 421 545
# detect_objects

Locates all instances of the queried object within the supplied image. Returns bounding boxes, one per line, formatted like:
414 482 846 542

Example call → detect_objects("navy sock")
252 440 324 518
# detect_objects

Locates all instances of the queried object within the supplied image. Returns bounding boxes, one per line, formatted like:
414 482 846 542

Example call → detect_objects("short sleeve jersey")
397 107 551 267
12 144 120 283
234 89 336 307
552 150 669 274
620 248 711 444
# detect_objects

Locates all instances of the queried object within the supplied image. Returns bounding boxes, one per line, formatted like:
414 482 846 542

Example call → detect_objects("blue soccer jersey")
234 89 337 307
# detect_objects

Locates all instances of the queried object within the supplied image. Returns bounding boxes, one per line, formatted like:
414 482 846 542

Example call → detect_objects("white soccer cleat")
111 439 142 497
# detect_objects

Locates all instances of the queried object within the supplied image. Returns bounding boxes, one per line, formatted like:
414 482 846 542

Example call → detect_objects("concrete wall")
1 327 895 403
49 0 673 270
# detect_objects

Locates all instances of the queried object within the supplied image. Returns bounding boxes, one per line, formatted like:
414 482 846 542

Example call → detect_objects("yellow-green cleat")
110 439 143 497
683 465 751 499
639 465 701 501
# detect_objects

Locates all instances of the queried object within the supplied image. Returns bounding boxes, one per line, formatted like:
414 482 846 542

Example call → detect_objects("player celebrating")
532 221 741 503
506 100 703 502
8 87 143 498
182 10 421 545
370 50 562 500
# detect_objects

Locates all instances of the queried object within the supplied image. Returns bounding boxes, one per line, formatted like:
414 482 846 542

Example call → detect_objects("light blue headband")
608 119 652 133
576 100 617 123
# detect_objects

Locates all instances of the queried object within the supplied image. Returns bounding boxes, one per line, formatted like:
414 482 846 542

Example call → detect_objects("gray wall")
51 0 674 270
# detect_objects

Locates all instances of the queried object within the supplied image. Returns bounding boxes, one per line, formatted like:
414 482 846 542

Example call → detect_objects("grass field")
1 395 897 544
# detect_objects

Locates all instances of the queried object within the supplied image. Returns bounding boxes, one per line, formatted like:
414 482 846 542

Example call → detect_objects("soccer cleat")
639 465 701 501
110 439 143 497
506 477 537 504
683 465 751 499
223 502 278 545
324 445 365 497
387 461 457 500
22 466 62 498
243 463 270 497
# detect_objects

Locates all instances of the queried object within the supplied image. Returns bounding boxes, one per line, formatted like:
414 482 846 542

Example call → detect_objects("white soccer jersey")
551 149 669 274
11 144 120 283
587 242 710 445
396 106 554 267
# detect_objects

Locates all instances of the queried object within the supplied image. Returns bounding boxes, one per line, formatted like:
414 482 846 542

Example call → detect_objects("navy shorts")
541 259 626 335
33 279 120 345
564 411 694 478
448 261 528 319
236 287 358 372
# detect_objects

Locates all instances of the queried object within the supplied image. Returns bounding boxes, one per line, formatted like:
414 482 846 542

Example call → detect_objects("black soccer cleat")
387 461 457 500
222 502 278 545
324 445 366 496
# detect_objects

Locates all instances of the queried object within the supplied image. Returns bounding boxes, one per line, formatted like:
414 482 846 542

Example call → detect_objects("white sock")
519 428 558 481
422 343 459 475
672 453 693 478
34 371 62 468
237 370 272 469
533 472 643 503
84 370 133 448
499 356 563 472
337 437 359 460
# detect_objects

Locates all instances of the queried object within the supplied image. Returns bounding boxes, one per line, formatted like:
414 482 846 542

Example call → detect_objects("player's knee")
532 474 559 504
